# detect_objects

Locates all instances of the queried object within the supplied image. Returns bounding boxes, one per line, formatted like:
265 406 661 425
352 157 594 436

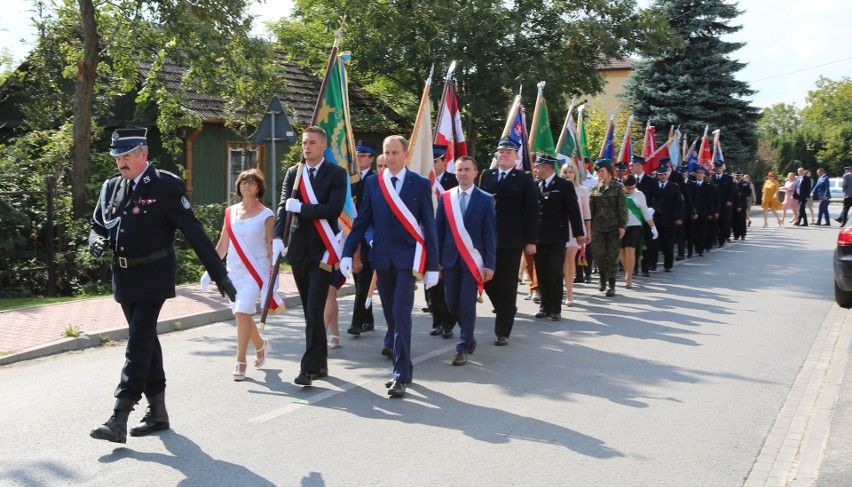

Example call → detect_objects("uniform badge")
181 196 191 209
132 207 140 214
143 175 150 184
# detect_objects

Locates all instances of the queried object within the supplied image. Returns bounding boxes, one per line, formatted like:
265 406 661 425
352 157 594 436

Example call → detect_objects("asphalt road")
0 219 848 486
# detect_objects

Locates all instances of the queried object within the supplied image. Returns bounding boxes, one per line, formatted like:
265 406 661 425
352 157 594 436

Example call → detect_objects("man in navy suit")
651 165 684 272
347 140 378 336
273 126 348 387
435 156 496 366
813 168 831 226
795 166 813 226
340 135 439 398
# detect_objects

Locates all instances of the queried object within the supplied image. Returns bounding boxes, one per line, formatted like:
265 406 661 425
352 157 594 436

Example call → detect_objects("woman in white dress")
213 169 275 381
620 174 657 289
561 162 592 307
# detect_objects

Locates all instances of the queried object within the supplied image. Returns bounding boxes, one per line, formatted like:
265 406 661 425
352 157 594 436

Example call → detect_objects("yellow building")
594 58 635 116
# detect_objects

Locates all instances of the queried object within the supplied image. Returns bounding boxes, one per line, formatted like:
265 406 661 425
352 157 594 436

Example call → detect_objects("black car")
834 221 852 307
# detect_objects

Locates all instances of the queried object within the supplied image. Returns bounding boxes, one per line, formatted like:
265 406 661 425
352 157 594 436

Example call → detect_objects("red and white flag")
642 122 658 174
434 64 468 174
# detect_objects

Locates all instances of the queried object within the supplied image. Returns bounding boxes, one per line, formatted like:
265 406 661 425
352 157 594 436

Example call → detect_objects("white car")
829 177 845 201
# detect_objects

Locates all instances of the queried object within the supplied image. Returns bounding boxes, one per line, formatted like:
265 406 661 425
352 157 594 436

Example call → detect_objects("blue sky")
1 0 850 108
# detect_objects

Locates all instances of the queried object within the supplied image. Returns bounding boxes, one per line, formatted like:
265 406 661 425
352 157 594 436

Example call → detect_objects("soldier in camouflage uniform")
589 159 628 297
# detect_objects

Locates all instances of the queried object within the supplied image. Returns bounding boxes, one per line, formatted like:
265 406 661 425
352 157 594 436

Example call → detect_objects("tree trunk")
71 0 99 218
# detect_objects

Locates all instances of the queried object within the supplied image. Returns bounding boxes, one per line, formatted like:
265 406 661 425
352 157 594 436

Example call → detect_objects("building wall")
594 69 633 116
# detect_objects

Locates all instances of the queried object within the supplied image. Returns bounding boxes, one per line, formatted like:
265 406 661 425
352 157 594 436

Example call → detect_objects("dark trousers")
350 245 374 329
534 242 565 315
718 206 733 244
732 207 747 238
427 277 455 331
676 221 687 257
117 300 166 401
443 265 478 353
797 197 809 225
817 199 830 224
485 247 522 338
690 218 708 255
376 267 416 382
291 261 331 374
657 226 676 270
841 197 852 225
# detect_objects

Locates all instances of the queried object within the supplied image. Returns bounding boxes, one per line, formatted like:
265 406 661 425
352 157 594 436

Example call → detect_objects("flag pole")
617 114 634 162
555 95 577 154
500 93 521 139
432 61 456 143
528 81 546 152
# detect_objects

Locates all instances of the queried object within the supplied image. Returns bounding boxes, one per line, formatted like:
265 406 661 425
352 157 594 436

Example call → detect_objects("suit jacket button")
120 229 124 232
120 247 125 251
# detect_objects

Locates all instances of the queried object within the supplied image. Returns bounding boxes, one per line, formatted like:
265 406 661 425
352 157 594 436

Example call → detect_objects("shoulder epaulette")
158 169 184 180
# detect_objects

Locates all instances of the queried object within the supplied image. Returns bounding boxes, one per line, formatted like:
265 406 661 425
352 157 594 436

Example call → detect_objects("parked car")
829 177 844 201
834 221 852 307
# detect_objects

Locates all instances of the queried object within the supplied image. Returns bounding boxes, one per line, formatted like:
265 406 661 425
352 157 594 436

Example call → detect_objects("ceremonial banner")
529 81 557 159
698 125 712 170
556 97 584 180
669 126 682 168
642 122 659 174
616 115 634 165
712 129 725 165
406 69 437 209
434 62 468 174
685 137 700 173
577 105 593 172
599 114 616 162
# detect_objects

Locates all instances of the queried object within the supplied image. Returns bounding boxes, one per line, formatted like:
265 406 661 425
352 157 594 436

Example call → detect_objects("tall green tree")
755 103 807 175
272 0 673 163
621 0 759 165
801 77 852 172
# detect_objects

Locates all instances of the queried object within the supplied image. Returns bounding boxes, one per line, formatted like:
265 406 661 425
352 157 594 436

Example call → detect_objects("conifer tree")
622 0 759 164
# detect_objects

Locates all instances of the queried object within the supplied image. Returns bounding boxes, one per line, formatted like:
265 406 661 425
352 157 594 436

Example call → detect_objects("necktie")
309 167 316 182
660 183 665 190
391 176 399 192
126 180 134 200
499 172 506 182
459 191 468 214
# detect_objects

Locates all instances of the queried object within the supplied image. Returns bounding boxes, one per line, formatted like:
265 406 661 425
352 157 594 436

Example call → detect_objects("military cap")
733 169 743 175
659 157 671 168
496 138 520 150
631 155 645 165
616 162 628 172
593 158 613 171
679 165 689 174
433 144 448 159
534 154 558 166
844 166 852 171
713 160 726 168
109 128 147 156
355 141 376 155
695 166 708 174
655 165 669 175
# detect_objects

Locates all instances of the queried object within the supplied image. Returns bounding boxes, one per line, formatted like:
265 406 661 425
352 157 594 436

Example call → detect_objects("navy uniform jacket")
536 176 585 244
478 168 539 249
353 169 377 209
438 171 458 191
274 161 348 264
636 173 660 207
710 172 736 209
653 181 685 228
343 170 439 273
89 164 226 304
435 187 497 272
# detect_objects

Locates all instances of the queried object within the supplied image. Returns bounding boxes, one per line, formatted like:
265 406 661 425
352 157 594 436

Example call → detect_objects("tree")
621 0 759 166
273 0 673 163
755 103 808 175
800 77 852 173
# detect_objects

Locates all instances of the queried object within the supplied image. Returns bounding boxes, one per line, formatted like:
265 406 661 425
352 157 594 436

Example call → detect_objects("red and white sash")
378 169 427 277
431 171 445 198
299 165 342 270
224 206 284 312
442 189 484 296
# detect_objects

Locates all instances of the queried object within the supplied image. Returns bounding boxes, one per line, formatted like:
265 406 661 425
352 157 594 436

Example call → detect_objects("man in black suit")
795 166 812 226
651 165 684 272
632 156 658 276
347 141 377 336
273 126 348 387
478 138 539 345
533 154 585 321
688 167 718 257
89 128 235 443
674 165 694 260
425 144 458 338
710 161 735 246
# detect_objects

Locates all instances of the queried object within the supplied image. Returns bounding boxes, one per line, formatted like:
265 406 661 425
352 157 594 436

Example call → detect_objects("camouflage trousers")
592 229 621 284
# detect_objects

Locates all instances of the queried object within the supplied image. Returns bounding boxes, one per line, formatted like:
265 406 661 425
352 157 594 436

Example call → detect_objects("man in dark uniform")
88 128 236 443
615 162 628 183
533 154 585 321
272 126 348 387
732 170 751 239
347 141 377 336
675 165 694 259
632 156 658 276
795 166 812 226
690 167 719 256
478 138 539 345
425 144 458 338
710 161 735 246
652 164 684 272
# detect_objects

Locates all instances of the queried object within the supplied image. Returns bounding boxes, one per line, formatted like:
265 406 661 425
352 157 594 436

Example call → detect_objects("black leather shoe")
599 281 607 292
641 270 650 277
90 398 135 444
452 352 468 366
549 313 561 321
130 392 169 437
605 288 616 297
310 369 328 380
664 268 672 273
421 306 432 313
495 336 509 346
470 340 477 354
676 256 684 261
346 325 361 336
381 346 392 357
294 371 313 386
429 328 442 336
442 329 454 339
535 310 548 318
361 323 375 332
385 375 413 388
387 381 406 397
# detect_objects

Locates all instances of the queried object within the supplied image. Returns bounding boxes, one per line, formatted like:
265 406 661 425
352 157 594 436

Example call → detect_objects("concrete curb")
0 283 355 367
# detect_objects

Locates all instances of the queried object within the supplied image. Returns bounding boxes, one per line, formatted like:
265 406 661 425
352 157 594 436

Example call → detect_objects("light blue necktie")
459 191 467 214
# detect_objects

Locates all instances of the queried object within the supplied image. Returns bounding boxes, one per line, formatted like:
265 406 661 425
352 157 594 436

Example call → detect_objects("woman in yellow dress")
761 171 783 227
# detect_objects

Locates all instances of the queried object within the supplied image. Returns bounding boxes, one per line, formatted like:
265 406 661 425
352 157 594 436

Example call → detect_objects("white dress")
226 206 274 314
566 184 591 249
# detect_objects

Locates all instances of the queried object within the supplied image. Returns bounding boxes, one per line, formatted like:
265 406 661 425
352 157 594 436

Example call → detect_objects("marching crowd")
85 125 837 443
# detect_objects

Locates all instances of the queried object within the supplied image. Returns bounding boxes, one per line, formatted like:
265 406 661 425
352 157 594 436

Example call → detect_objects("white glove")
339 257 353 278
285 198 302 213
200 271 211 291
648 207 655 217
651 227 659 240
424 271 440 289
272 239 285 258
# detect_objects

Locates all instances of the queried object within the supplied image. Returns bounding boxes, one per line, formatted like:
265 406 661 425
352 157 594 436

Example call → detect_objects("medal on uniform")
132 207 140 214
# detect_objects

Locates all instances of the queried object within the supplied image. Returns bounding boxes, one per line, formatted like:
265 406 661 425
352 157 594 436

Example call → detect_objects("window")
226 143 262 202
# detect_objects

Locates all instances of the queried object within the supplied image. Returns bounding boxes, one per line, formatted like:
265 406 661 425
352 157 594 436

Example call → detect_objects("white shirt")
387 166 407 193
542 173 556 189
627 190 653 227
457 185 474 200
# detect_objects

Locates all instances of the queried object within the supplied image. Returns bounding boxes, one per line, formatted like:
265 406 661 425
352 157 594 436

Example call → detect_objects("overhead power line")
748 57 852 83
